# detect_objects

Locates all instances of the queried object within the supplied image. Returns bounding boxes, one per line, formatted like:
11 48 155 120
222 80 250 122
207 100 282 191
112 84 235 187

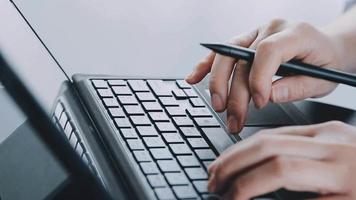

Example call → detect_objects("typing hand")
186 19 345 133
207 121 356 200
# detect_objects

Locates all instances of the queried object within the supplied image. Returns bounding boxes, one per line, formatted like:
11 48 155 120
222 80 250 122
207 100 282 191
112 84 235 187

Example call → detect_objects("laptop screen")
0 1 110 198
0 0 67 112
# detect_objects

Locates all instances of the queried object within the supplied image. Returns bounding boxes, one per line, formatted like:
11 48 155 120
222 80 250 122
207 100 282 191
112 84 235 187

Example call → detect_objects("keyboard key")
173 117 194 127
54 103 64 119
159 97 179 106
187 138 209 148
133 150 152 162
97 88 114 97
185 168 208 180
176 155 200 167
165 172 189 185
195 149 216 160
186 107 212 117
142 102 163 112
112 86 132 95
124 105 145 115
170 143 192 155
108 108 125 117
147 80 172 97
103 97 120 107
114 118 131 128
127 139 145 150
193 180 208 193
162 133 184 143
176 80 191 89
201 128 233 154
184 89 198 98
172 89 187 99
108 79 126 86
203 161 213 169
180 127 201 137
190 98 206 107
64 122 73 138
120 129 138 138
130 115 151 126
150 148 173 160
157 160 181 172
69 132 78 148
59 112 68 129
92 79 108 88
128 80 150 92
76 142 84 157
117 95 138 105
172 185 198 198
154 188 175 200
194 118 220 127
143 137 166 148
136 92 156 101
166 107 186 116
147 174 167 187
156 122 177 132
140 162 159 174
149 112 170 122
137 126 159 136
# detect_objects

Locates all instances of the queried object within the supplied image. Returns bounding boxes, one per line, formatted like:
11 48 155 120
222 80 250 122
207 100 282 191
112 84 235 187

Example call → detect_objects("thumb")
270 75 337 103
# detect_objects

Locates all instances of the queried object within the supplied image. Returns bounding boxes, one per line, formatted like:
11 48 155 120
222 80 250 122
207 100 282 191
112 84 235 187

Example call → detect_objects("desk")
0 0 353 143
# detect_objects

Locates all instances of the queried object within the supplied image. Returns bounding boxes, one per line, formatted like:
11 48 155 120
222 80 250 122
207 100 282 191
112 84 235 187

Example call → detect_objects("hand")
185 19 345 133
207 121 356 200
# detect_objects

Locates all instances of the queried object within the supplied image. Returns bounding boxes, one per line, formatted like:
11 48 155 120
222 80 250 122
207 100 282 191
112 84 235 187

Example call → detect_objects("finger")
185 52 215 84
226 157 345 200
226 32 266 133
270 75 337 103
249 29 307 108
209 30 258 112
226 60 251 133
209 134 334 192
208 124 323 173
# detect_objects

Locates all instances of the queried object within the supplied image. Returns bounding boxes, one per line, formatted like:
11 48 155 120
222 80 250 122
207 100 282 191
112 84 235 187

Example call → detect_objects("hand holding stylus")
186 19 347 133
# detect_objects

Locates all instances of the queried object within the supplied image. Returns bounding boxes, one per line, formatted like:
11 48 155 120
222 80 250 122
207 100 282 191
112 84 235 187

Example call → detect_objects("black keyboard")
52 101 101 180
90 79 233 200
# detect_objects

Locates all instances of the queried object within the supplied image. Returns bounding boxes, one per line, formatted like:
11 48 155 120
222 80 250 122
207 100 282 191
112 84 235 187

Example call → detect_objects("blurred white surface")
8 0 345 77
0 0 354 142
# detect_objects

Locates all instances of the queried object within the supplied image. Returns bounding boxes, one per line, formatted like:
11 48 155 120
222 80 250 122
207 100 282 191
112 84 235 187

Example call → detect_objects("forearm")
323 5 356 73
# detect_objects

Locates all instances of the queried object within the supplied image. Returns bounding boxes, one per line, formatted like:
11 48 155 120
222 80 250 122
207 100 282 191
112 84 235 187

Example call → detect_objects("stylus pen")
201 43 356 87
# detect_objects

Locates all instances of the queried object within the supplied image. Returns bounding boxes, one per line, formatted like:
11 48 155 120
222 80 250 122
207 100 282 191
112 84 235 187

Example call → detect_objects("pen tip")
200 43 220 51
200 43 210 49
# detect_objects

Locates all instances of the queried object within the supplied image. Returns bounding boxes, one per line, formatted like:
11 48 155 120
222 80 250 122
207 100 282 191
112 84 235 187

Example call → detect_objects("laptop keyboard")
52 101 101 179
91 79 233 200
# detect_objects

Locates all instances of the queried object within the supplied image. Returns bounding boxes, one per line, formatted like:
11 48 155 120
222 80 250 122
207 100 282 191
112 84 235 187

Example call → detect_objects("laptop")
0 1 320 199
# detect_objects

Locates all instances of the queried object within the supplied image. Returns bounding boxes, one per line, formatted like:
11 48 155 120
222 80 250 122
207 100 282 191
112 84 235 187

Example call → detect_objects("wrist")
322 27 356 73
336 35 356 73
327 34 349 71
322 33 355 73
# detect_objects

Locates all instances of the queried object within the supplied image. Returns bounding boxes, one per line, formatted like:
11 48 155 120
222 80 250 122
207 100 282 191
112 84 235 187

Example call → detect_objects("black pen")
201 43 356 87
